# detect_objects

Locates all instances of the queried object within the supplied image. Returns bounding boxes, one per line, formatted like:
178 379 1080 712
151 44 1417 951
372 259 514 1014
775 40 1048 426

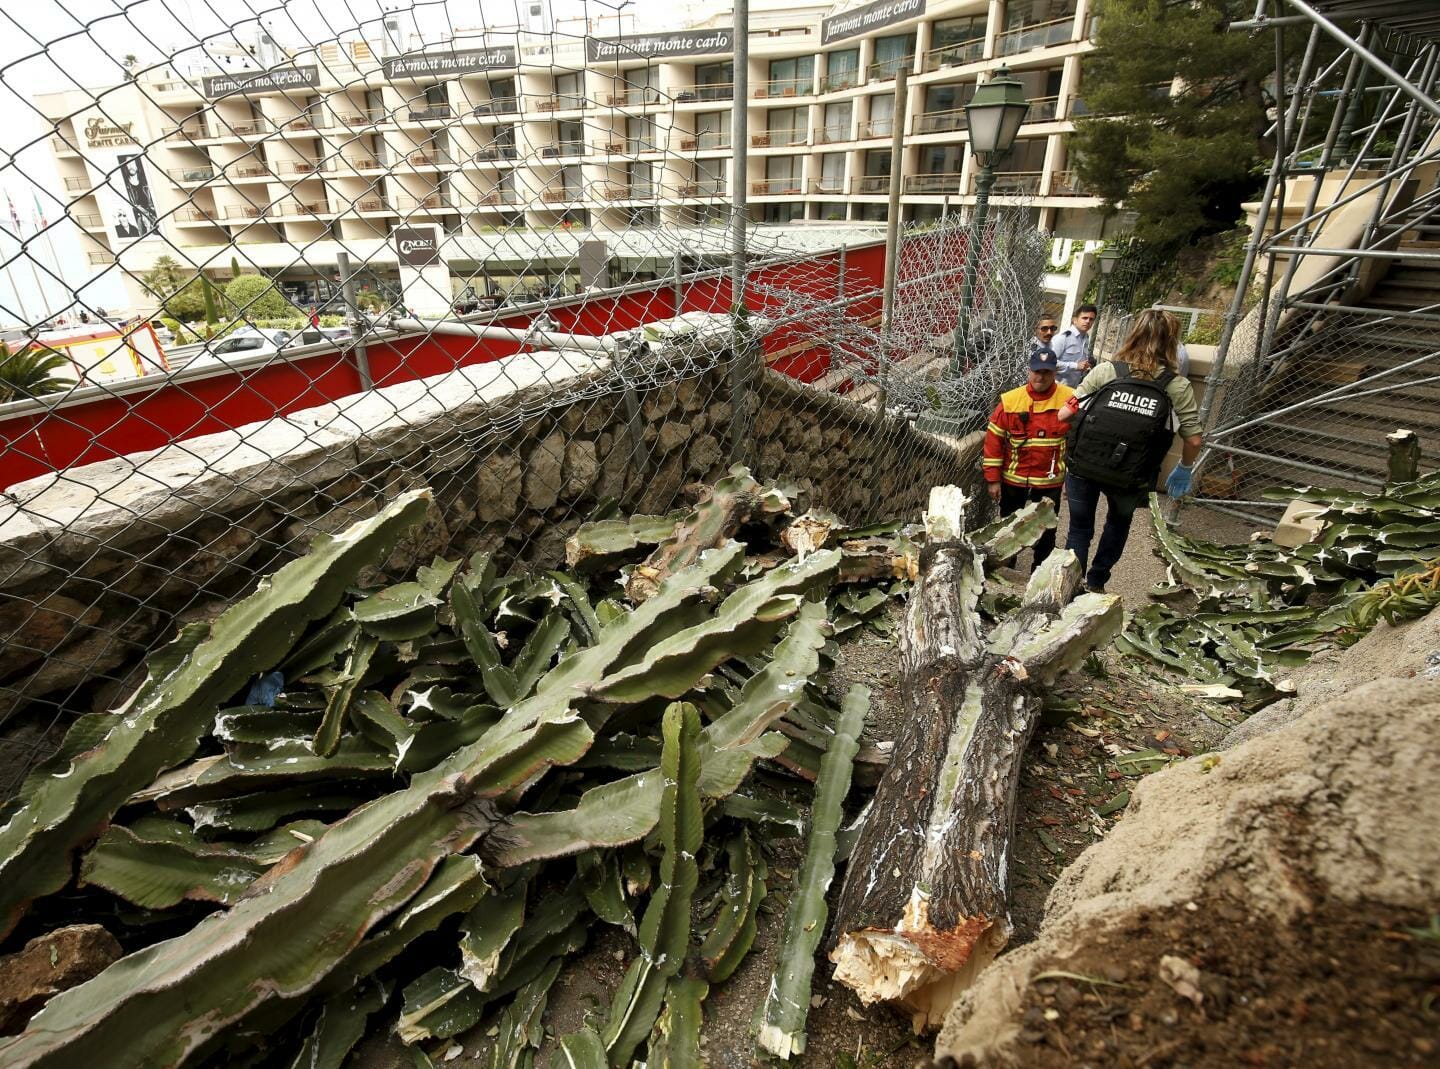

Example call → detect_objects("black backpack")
1066 362 1176 490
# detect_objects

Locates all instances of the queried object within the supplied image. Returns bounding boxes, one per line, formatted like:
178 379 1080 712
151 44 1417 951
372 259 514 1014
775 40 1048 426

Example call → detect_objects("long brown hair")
1113 309 1180 380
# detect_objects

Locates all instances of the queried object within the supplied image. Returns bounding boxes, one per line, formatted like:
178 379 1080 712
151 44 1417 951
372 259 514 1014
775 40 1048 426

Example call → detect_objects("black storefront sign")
586 29 733 63
821 0 926 45
202 65 320 97
394 227 441 267
383 46 518 79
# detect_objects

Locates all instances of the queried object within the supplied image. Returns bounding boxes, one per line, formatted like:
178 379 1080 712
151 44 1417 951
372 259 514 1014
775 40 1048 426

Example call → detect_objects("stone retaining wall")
0 348 981 757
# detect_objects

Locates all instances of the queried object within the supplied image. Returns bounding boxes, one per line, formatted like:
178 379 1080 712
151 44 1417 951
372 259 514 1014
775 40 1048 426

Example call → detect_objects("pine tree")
1071 0 1280 245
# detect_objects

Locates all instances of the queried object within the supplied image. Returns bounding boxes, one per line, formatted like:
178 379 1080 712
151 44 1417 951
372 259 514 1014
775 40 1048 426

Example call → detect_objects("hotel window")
695 110 730 148
695 61 734 101
627 160 656 197
767 107 805 145
822 101 852 141
871 34 915 78
557 120 583 154
824 48 861 90
765 155 801 193
555 71 584 108
818 152 845 192
767 56 814 95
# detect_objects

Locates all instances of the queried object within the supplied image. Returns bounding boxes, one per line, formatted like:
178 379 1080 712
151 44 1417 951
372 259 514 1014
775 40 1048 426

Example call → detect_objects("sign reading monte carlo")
383 46 517 79
821 0 926 45
586 29 733 63
203 65 320 97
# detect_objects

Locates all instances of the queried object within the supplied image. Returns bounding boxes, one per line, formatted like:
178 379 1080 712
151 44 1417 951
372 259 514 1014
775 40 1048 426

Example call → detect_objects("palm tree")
0 342 73 403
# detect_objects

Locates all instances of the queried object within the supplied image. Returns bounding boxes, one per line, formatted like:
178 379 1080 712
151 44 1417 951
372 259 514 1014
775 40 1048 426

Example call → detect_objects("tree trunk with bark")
828 490 1122 1031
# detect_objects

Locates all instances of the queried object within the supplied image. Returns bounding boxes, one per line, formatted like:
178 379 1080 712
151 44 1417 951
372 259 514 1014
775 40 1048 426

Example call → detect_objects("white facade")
39 0 1103 310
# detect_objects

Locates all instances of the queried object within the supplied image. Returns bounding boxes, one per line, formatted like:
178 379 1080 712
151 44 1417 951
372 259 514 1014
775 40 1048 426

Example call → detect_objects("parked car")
187 328 291 368
320 325 353 342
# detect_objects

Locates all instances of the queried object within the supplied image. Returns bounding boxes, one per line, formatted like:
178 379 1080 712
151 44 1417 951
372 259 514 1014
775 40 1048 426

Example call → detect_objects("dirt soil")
937 898 1439 1069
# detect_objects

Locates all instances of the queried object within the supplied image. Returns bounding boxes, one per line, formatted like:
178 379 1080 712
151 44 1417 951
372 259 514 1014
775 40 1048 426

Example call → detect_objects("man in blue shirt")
1052 304 1096 387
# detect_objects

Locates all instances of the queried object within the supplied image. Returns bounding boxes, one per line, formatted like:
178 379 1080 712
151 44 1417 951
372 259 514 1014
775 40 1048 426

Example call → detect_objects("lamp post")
1094 245 1120 357
949 65 1029 377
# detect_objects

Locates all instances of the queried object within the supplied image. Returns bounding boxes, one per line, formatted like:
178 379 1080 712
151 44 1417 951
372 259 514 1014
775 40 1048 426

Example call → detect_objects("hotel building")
38 0 1103 312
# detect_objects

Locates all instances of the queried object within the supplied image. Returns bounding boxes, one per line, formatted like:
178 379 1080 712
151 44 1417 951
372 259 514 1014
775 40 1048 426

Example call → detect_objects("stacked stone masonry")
0 349 980 780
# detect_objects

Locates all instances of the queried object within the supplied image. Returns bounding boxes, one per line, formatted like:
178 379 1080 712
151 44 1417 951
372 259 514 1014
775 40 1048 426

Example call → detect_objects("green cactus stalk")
601 702 702 1068
699 831 767 982
973 498 1058 562
0 490 431 941
756 684 869 1060
647 977 709 1069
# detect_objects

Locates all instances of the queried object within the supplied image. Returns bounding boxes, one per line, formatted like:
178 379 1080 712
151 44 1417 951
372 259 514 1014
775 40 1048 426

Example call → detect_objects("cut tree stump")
828 488 1122 1031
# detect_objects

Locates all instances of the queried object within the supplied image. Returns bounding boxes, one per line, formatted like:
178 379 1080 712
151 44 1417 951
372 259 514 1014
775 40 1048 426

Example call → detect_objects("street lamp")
1094 245 1121 357
950 65 1029 376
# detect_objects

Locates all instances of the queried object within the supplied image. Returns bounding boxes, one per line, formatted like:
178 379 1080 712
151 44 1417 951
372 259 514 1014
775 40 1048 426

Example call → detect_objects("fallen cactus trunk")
828 490 1121 1031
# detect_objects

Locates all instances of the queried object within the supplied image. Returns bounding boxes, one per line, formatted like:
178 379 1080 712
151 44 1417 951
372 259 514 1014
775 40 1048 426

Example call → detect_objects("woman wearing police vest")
1056 309 1204 594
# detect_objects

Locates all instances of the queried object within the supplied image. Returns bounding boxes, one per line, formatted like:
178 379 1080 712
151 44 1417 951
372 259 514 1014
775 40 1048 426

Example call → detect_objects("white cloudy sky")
0 0 702 325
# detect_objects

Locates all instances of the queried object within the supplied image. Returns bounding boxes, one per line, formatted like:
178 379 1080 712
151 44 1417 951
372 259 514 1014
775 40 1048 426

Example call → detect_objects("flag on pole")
32 192 48 229
5 191 21 234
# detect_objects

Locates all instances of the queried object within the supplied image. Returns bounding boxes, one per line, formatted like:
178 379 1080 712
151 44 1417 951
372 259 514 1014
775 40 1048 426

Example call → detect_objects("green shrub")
1185 314 1224 346
224 275 298 320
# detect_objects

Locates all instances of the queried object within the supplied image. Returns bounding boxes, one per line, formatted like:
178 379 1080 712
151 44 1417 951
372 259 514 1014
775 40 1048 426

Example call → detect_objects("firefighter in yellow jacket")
982 347 1074 568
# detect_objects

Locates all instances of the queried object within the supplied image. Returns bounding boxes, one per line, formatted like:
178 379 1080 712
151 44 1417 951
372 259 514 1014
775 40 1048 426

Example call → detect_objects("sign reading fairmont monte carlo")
821 0 926 44
383 46 518 79
202 65 320 97
586 29 734 63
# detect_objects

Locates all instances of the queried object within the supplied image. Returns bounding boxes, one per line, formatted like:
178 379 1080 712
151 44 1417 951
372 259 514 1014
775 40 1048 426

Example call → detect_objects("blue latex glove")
1166 463 1194 499
244 670 285 708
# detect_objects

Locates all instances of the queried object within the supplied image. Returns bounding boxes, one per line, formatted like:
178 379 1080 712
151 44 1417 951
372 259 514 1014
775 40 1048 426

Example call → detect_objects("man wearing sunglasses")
1029 314 1059 354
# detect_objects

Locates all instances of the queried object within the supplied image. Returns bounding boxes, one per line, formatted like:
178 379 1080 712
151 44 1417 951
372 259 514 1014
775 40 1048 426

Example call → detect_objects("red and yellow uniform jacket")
983 382 1076 488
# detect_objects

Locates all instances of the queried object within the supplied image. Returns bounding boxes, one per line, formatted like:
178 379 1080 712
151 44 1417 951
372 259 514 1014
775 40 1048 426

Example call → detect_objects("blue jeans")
1064 474 1147 589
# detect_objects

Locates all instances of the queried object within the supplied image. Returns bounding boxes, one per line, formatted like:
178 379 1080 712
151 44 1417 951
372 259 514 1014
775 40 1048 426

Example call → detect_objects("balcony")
820 70 862 92
810 177 846 194
392 195 455 212
169 166 217 183
625 138 662 154
997 16 1077 56
611 87 663 107
556 140 585 156
164 125 208 142
219 121 265 137
905 173 964 194
1049 170 1091 196
354 197 394 213
813 125 852 145
853 175 890 194
472 98 519 116
471 146 519 163
222 204 265 219
535 94 587 112
762 128 808 148
992 171 1044 194
63 176 90 192
227 164 270 180
592 141 626 155
541 188 576 203
406 105 453 122
923 37 986 72
50 137 80 155
1028 96 1061 122
406 152 446 168
175 207 220 223
866 56 914 83
677 180 725 197
478 190 522 206
339 156 381 171
275 160 325 176
680 131 731 151
751 178 803 196
87 251 116 265
856 118 896 140
670 83 732 103
274 116 318 133
326 112 374 127
754 77 813 99
269 200 327 219
916 108 967 134
73 213 104 229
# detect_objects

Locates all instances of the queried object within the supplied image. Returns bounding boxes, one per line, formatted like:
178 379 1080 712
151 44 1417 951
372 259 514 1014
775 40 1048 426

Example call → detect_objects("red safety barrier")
0 243 887 490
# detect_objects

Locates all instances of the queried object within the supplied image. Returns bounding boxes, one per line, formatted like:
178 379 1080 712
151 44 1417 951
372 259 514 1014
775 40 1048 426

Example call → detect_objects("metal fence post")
878 66 910 416
335 250 373 391
728 0 753 467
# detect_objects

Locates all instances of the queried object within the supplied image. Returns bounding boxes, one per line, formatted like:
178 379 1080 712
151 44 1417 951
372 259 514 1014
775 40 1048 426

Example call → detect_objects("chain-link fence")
0 5 1066 792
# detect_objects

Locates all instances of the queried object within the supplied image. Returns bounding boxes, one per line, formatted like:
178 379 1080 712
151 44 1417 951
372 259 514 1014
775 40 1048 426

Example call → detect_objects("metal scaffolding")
1190 0 1440 524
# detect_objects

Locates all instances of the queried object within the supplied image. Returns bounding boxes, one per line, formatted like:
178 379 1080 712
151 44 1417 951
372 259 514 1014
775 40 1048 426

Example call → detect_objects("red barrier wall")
0 243 887 490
